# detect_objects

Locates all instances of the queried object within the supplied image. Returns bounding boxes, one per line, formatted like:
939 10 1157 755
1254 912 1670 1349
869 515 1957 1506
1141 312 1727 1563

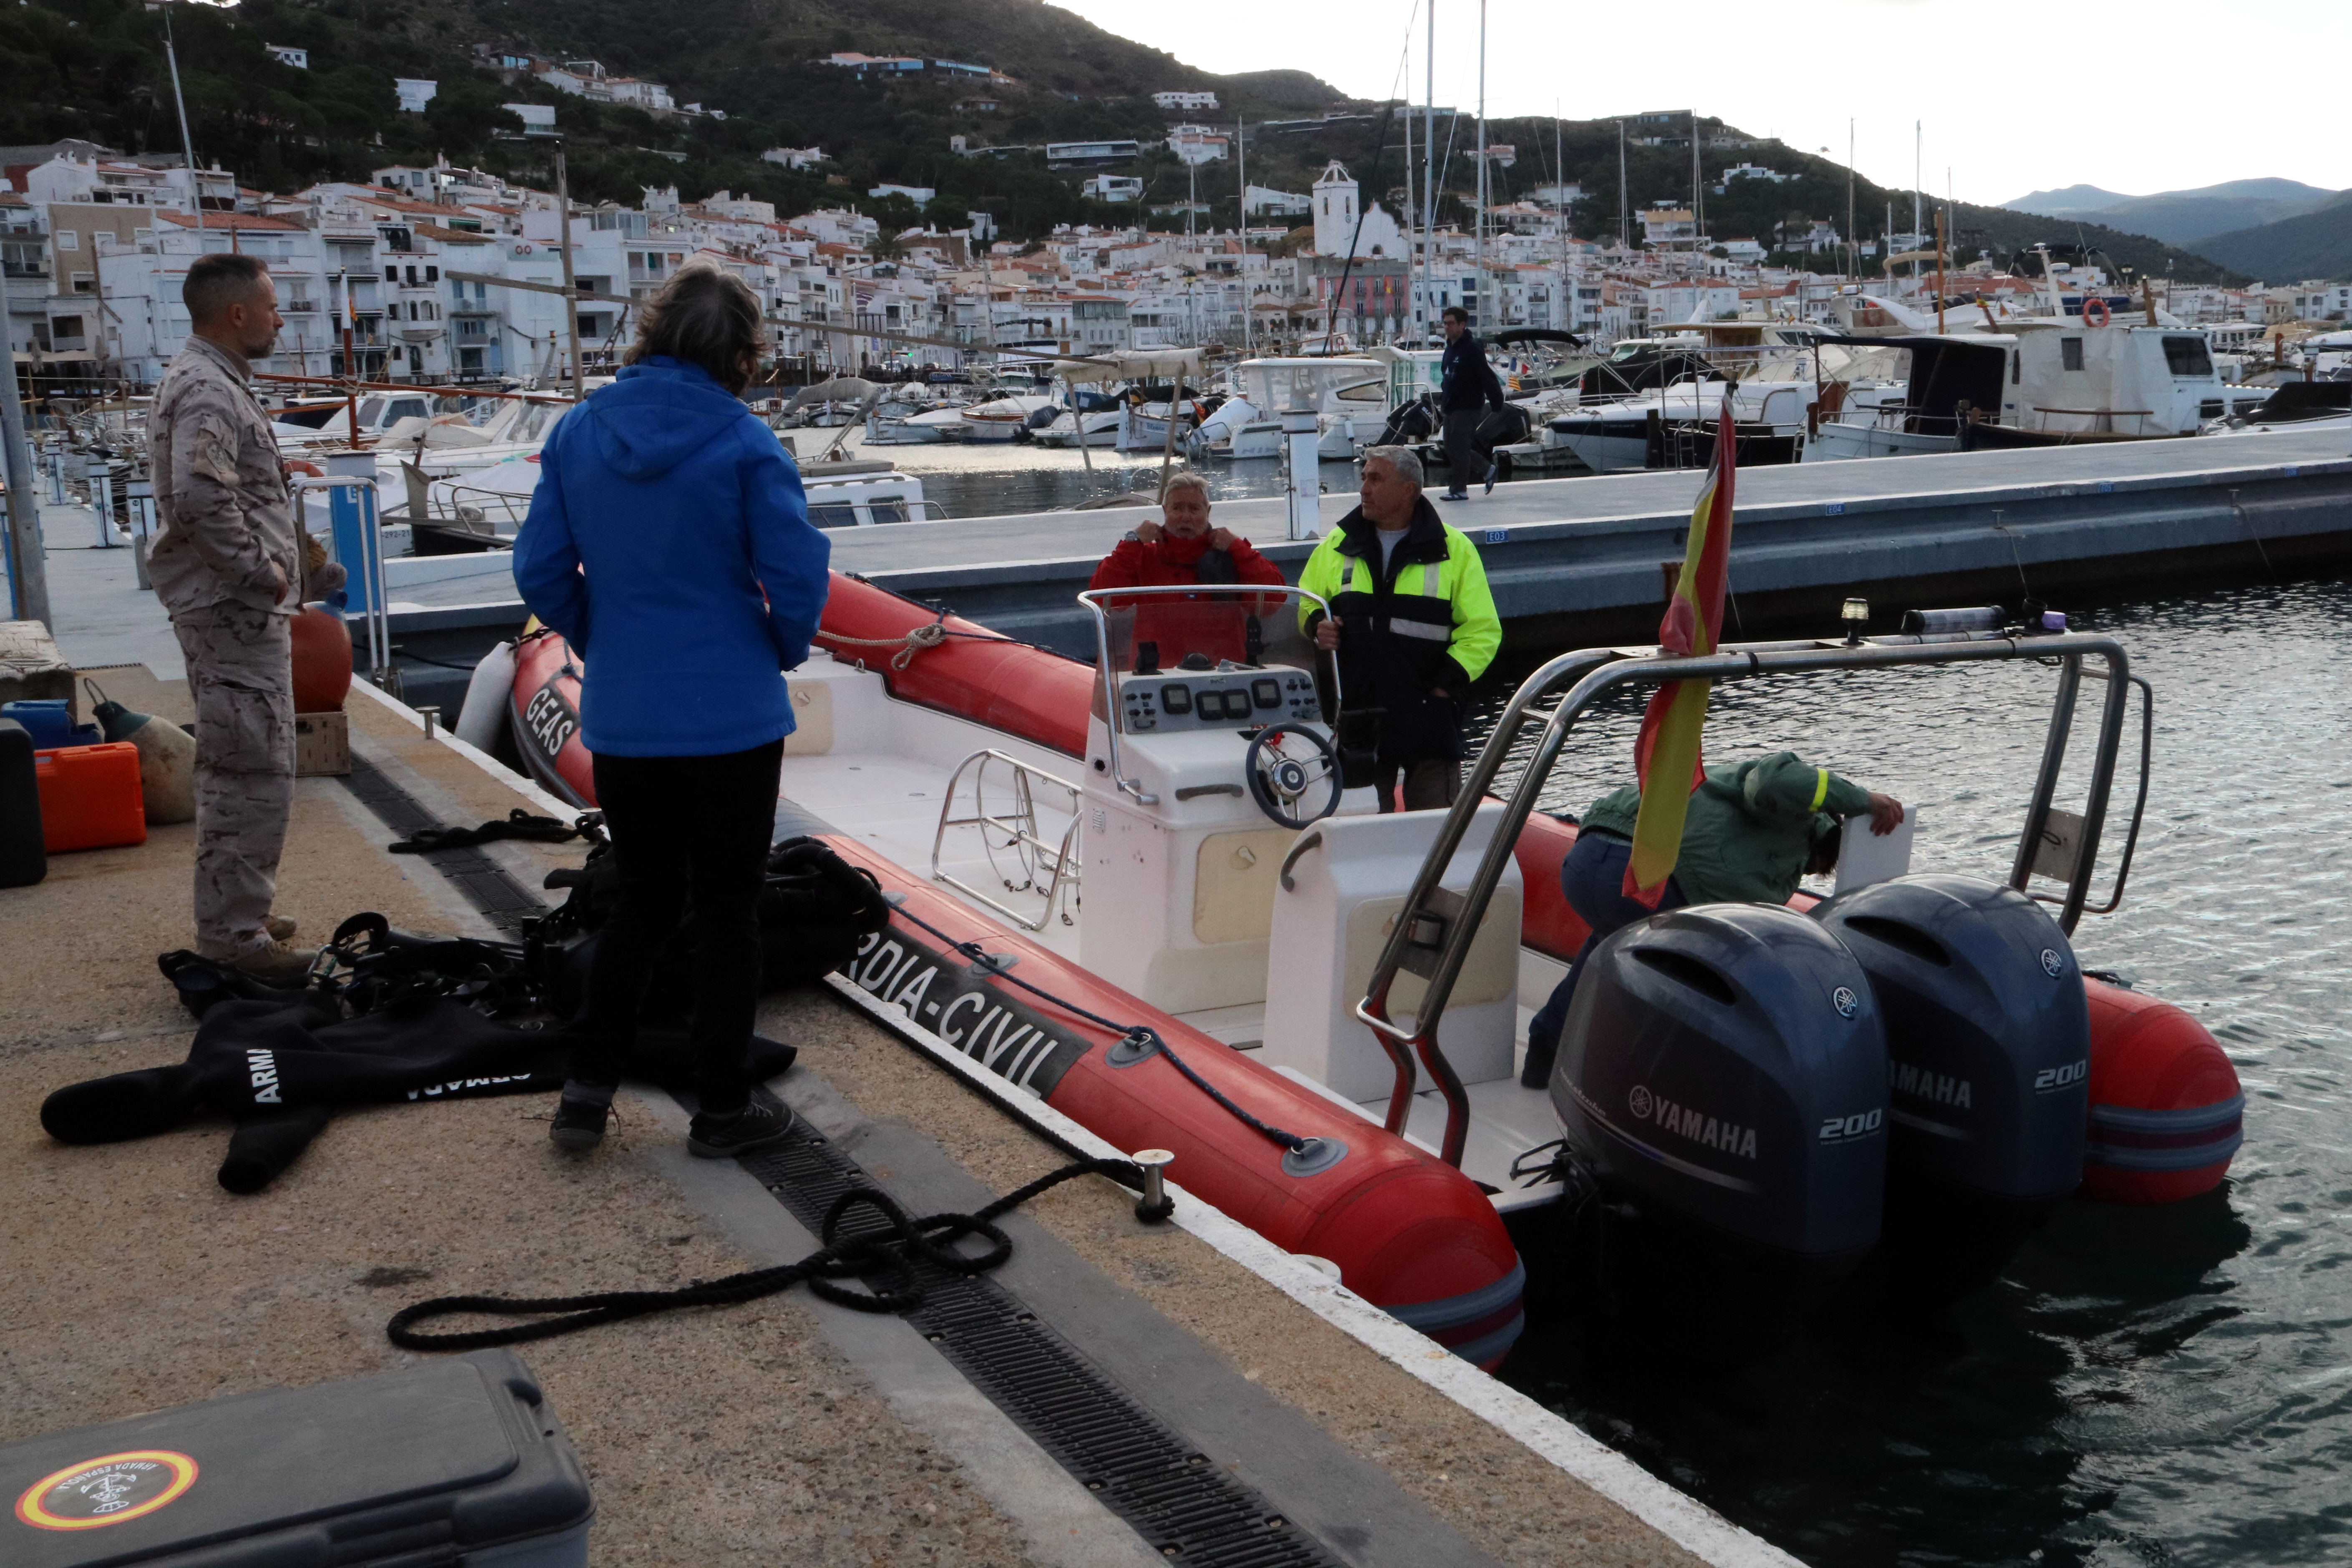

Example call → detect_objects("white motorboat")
1806 323 2231 460
1225 358 1389 462
1032 408 1126 448
1186 396 1278 460
410 451 938 547
961 394 1056 443
1548 379 1815 473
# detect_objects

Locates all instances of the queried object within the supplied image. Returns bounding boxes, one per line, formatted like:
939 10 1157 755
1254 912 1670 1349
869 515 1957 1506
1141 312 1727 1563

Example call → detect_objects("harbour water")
1468 575 2352 1566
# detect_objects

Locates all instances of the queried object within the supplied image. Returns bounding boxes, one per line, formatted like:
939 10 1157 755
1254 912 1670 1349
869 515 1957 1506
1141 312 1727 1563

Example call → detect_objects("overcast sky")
1056 0 2349 207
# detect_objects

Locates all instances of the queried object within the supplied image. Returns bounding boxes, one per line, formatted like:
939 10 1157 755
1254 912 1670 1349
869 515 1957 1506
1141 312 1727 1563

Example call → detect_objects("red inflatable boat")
505 570 2241 1364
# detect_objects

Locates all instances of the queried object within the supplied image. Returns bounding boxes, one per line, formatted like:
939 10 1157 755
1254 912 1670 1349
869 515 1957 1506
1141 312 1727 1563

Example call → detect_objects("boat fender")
454 639 517 752
291 604 354 713
86 679 196 825
2079 978 2243 1203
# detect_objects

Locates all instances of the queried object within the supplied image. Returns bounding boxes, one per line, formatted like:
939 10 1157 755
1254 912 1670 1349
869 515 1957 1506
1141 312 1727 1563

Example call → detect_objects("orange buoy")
290 605 353 713
2079 978 2243 1203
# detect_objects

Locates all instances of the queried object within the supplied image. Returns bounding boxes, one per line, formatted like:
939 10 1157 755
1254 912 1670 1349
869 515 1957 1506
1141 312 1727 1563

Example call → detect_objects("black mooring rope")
387 1156 1160 1352
884 902 1314 1156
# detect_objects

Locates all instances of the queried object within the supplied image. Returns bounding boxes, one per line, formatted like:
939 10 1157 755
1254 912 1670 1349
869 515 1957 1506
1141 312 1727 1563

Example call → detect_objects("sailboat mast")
1617 119 1628 250
1423 0 1436 342
163 13 204 233
1913 120 1922 249
1238 116 1250 352
1474 0 1486 329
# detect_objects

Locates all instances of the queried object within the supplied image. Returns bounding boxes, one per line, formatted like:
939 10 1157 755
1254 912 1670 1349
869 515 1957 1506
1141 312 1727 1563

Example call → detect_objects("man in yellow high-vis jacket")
1298 446 1502 811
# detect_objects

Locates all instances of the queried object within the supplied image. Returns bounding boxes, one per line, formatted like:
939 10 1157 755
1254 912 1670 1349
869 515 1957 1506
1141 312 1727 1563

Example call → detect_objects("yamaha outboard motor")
1814 875 2089 1305
1549 903 1888 1348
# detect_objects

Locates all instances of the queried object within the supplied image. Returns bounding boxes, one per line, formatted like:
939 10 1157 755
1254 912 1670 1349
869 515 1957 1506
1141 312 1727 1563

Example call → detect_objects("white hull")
865 419 954 446
1804 423 1959 462
960 419 1026 444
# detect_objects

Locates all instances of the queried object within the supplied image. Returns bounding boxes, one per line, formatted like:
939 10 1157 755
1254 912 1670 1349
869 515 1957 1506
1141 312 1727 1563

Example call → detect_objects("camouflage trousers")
171 602 295 960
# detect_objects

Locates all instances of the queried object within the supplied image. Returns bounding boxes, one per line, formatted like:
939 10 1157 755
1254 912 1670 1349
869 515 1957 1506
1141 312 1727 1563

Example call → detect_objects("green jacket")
1295 497 1502 763
1580 751 1873 907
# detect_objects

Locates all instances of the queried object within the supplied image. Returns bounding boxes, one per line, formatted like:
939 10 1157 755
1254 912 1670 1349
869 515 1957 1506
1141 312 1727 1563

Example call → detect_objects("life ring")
2082 297 2111 328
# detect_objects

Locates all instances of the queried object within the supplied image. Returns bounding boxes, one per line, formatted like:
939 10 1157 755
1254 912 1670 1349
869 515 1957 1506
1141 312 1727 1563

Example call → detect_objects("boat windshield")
1079 584 1336 734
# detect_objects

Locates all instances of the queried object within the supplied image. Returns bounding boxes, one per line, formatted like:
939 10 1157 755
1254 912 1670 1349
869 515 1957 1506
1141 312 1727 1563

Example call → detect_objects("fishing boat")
485 574 2242 1361
1807 321 2233 460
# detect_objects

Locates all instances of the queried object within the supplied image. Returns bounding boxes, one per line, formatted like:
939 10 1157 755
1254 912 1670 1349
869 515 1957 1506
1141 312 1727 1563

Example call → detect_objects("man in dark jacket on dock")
1437 306 1506 501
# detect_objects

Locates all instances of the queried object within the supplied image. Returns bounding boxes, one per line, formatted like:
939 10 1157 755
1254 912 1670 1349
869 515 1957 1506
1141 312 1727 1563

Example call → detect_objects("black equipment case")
1 1350 592 1567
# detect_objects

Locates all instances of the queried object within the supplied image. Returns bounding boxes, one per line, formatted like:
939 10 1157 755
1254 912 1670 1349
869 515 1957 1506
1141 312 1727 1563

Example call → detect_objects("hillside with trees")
0 0 2246 282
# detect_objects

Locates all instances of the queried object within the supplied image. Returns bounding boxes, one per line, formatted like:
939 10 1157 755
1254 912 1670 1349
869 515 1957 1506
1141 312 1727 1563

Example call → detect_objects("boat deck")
4 544 1793 1568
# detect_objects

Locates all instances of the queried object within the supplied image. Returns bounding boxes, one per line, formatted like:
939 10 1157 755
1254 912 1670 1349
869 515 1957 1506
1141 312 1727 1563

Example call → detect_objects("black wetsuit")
41 994 797 1193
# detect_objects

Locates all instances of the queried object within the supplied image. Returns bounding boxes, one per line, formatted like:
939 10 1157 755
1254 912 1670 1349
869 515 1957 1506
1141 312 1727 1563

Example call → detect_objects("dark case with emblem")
0 1350 592 1567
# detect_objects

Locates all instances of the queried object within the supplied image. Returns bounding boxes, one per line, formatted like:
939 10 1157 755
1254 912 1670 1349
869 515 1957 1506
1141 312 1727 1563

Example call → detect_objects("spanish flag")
1622 401 1738 905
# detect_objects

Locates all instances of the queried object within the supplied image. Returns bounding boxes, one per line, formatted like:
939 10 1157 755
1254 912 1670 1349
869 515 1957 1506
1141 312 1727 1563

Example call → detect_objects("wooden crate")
294 711 350 776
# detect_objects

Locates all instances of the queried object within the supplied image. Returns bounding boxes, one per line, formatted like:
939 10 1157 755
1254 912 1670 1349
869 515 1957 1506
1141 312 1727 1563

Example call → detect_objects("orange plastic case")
33 744 146 854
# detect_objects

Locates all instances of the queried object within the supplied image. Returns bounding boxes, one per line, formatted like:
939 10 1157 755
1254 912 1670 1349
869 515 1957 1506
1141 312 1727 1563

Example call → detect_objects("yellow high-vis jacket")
1296 498 1502 763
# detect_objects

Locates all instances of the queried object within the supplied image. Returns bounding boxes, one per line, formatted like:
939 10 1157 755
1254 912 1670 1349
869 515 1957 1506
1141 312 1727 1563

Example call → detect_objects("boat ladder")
930 749 1083 931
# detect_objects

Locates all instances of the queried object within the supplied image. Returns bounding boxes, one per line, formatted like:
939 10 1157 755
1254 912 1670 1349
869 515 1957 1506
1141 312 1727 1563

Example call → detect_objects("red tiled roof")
155 210 306 232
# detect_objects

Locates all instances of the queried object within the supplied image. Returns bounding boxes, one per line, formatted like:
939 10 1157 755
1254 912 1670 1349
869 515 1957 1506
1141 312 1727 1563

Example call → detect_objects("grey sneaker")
688 1084 797 1159
232 940 319 984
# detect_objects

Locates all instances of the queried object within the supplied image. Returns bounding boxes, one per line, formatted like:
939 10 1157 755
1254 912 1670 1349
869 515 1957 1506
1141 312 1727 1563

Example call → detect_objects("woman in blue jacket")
513 262 830 1159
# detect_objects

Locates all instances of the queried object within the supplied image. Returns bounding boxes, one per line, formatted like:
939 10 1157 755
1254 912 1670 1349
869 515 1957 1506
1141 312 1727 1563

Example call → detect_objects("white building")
868 184 935 208
503 103 557 135
761 147 825 171
267 45 308 69
1082 174 1144 204
2289 282 2352 321
1152 90 1219 112
1244 185 1311 217
1167 125 1229 166
394 79 438 114
1309 162 1404 261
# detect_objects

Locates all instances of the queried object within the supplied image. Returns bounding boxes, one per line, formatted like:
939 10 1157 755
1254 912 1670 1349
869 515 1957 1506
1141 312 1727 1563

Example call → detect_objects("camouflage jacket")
148 335 341 618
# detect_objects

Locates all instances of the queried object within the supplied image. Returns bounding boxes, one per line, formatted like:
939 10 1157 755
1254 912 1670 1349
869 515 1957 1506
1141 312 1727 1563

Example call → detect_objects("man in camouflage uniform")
149 253 344 980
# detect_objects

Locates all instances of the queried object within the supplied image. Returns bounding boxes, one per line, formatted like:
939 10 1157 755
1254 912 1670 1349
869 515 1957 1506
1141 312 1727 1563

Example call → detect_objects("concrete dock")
296 425 2352 690
3 584 1792 1565
831 424 2352 651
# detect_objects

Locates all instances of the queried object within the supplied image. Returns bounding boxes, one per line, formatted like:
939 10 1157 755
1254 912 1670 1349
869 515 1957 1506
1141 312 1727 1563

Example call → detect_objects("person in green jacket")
1518 751 1905 1087
1297 446 1502 811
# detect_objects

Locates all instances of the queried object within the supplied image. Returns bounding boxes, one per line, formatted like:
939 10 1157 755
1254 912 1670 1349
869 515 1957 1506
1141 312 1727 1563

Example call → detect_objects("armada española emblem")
14 1450 198 1531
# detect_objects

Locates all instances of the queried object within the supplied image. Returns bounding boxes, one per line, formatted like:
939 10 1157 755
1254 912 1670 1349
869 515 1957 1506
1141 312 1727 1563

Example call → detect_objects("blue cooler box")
1 1350 592 1566
0 699 103 751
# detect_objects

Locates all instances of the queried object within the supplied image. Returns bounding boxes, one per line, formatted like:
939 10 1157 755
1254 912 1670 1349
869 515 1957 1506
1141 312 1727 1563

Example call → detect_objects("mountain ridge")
2003 177 2341 247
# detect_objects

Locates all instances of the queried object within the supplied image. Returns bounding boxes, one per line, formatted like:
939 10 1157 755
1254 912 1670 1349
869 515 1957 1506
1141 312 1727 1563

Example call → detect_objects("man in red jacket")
1088 471 1287 666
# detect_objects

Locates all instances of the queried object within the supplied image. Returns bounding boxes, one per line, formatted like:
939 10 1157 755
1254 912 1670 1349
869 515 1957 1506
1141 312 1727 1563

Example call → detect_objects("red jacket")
1088 531 1288 666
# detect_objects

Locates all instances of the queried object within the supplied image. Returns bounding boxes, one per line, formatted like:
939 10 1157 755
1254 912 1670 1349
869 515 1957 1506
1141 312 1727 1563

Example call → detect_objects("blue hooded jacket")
512 357 830 757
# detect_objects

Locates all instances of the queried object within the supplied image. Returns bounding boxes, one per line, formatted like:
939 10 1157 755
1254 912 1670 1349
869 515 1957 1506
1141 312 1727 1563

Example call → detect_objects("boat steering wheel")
1244 723 1342 830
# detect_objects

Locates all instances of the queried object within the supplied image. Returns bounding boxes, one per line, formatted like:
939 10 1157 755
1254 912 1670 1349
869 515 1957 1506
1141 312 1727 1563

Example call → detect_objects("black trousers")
575 739 784 1112
1442 409 1486 491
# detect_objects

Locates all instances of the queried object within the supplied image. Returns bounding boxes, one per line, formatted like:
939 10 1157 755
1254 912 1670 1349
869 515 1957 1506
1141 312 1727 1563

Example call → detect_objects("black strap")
389 809 586 855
